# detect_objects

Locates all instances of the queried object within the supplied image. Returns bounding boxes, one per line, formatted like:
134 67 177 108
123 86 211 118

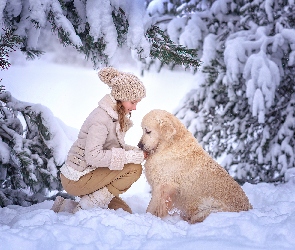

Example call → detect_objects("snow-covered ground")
0 181 294 250
1 54 295 250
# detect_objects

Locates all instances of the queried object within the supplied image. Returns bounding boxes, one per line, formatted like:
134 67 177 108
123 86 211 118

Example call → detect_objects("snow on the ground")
0 180 294 250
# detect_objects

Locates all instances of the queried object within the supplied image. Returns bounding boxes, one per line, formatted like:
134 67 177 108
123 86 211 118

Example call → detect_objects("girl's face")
121 100 141 114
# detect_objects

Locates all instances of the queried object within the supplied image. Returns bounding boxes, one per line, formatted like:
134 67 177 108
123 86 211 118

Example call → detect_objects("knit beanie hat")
98 67 146 101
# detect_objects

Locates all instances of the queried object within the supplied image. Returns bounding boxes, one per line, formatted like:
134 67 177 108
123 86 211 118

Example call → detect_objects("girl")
51 67 146 213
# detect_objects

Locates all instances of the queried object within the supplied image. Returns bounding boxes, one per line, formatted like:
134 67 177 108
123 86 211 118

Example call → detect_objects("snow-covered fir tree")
0 0 200 69
148 0 295 183
0 24 77 206
0 89 75 207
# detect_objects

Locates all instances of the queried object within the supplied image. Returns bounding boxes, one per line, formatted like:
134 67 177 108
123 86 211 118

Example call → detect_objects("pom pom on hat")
98 67 146 101
98 67 120 87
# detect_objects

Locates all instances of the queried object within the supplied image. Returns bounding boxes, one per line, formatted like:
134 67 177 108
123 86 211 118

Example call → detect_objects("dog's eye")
146 130 151 134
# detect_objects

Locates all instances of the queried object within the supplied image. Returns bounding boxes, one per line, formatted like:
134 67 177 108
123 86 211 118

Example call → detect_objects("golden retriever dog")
138 109 252 224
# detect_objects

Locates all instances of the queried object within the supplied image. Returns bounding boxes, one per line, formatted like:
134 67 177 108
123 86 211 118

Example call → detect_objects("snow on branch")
86 0 117 57
49 0 83 47
0 90 76 206
244 51 280 123
145 25 201 70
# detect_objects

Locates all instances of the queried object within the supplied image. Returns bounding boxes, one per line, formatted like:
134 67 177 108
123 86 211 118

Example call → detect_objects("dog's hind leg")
190 197 226 223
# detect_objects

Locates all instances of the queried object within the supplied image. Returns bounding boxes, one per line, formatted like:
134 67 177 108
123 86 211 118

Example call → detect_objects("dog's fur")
138 109 252 224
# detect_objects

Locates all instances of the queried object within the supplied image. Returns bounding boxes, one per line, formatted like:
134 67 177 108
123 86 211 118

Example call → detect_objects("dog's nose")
138 141 143 150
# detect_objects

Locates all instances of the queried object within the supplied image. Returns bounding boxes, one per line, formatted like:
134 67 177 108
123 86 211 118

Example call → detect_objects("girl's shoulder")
87 106 113 124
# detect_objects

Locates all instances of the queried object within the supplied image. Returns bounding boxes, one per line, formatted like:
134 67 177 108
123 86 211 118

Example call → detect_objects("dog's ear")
157 114 177 141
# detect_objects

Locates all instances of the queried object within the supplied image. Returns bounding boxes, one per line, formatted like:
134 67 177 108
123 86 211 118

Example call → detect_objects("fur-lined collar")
98 94 118 120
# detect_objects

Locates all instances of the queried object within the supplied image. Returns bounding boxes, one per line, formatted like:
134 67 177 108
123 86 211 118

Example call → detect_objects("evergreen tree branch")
0 28 22 71
0 91 64 207
145 25 201 70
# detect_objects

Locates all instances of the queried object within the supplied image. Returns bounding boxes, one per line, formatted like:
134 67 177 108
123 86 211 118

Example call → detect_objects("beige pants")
60 163 142 197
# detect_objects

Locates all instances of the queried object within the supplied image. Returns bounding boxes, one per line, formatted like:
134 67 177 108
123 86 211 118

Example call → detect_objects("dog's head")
138 109 180 154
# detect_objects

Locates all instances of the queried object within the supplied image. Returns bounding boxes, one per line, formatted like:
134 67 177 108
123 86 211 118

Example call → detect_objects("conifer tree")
0 0 200 70
0 27 74 205
0 90 73 207
166 0 295 183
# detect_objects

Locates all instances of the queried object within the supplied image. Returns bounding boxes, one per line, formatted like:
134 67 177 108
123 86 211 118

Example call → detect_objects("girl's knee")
125 163 142 177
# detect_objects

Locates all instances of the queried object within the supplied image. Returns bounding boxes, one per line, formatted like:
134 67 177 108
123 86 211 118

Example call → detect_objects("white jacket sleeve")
109 148 126 170
108 148 144 170
84 124 112 167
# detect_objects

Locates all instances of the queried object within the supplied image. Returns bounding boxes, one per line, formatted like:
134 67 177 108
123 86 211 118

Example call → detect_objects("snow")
224 37 247 84
1 49 295 249
125 0 151 58
86 0 118 57
252 88 265 123
73 0 86 33
264 0 274 22
50 0 83 47
179 14 204 49
167 17 187 44
0 178 294 249
146 0 166 16
0 137 10 164
243 50 280 123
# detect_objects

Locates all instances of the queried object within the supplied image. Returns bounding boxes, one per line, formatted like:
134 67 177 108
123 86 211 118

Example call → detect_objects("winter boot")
59 199 79 213
108 196 132 213
51 196 64 213
78 187 114 210
51 196 79 213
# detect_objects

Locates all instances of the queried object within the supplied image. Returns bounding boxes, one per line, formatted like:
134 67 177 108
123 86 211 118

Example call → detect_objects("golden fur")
138 109 252 224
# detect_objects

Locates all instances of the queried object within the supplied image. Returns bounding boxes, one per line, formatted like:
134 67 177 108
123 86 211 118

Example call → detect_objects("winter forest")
1 0 295 209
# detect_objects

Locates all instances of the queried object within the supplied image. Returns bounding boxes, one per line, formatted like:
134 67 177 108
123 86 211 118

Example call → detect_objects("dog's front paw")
147 199 168 218
147 204 168 218
147 185 177 218
146 201 159 216
155 202 169 218
147 198 171 218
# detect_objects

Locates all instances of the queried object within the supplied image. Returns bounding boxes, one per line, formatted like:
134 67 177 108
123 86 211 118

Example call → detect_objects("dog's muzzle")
137 141 144 150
